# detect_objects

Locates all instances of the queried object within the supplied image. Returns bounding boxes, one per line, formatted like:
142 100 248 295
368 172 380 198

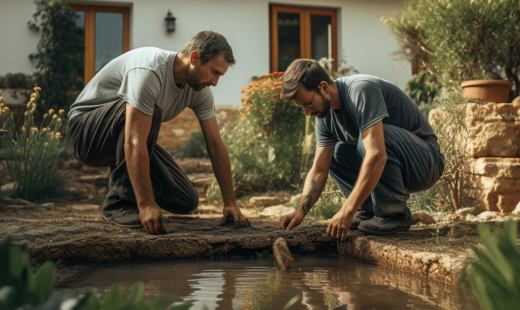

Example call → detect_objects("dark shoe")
103 206 142 228
358 209 412 236
350 210 374 230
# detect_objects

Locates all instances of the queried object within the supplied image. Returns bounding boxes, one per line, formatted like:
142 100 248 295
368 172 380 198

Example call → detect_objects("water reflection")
64 258 480 310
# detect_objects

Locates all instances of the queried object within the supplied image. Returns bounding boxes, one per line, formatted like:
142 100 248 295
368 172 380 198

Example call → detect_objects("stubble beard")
185 67 208 91
312 93 331 118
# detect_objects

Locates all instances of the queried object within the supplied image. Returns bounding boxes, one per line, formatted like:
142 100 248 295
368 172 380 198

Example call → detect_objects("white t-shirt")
68 47 215 122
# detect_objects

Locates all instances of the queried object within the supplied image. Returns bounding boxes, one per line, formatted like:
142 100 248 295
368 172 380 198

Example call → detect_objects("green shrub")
222 72 313 192
304 177 345 220
0 73 36 89
28 0 84 111
404 72 439 106
0 239 193 310
0 239 55 309
464 219 520 310
0 87 66 201
182 131 208 158
385 0 520 97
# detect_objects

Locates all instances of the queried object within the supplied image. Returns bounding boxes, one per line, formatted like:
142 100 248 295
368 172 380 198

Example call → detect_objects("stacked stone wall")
430 97 520 213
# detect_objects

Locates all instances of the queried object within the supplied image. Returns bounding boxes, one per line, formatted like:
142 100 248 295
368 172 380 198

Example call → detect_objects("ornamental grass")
0 87 66 201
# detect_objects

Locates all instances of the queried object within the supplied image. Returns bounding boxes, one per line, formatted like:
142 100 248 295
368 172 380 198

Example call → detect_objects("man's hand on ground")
221 204 251 228
327 207 354 241
139 203 163 234
280 210 304 231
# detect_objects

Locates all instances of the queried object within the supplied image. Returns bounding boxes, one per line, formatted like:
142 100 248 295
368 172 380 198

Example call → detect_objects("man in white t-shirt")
66 31 250 234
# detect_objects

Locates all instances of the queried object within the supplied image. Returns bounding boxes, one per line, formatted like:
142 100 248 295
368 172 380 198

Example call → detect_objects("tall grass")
0 87 66 201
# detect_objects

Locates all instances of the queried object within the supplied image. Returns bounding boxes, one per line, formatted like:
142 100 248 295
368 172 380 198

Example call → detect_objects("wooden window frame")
71 5 130 85
270 5 338 72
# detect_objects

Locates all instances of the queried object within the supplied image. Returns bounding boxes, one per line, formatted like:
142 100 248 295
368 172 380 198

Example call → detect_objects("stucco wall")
0 0 410 105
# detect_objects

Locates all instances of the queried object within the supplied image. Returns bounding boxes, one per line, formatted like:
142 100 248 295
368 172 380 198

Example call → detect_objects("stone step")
78 175 108 187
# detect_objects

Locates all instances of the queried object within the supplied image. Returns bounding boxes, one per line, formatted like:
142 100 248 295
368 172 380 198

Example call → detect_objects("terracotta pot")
461 80 512 103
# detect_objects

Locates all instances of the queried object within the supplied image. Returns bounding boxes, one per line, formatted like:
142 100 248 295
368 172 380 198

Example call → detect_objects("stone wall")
430 97 520 213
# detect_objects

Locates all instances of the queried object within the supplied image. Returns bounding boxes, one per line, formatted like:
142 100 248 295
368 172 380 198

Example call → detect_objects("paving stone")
249 196 285 207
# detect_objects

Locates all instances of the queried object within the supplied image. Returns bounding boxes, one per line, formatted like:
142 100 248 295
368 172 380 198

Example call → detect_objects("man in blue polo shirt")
279 59 444 238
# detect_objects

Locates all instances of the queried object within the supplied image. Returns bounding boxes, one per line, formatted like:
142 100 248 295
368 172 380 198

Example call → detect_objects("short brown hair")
281 59 333 100
181 31 236 66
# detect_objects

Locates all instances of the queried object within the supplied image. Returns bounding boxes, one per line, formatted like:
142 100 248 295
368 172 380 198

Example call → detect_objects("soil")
2 185 518 288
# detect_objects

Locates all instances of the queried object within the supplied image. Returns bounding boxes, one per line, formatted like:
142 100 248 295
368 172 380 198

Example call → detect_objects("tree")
28 0 84 112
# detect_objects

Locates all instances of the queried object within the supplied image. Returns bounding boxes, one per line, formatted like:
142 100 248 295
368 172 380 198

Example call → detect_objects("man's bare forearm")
125 141 154 207
206 140 236 206
296 167 328 215
343 154 386 213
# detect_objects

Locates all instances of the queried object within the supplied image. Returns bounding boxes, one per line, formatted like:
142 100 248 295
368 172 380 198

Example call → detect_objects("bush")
222 72 313 192
0 87 66 201
0 73 36 89
290 177 345 220
463 219 520 310
0 239 192 310
385 0 520 97
182 131 208 158
404 72 440 106
28 0 84 111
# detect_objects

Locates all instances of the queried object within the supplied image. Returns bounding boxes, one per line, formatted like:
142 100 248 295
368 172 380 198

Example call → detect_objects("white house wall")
0 0 410 106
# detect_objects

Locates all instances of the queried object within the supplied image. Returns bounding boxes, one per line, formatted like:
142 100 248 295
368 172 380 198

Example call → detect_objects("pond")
63 257 480 309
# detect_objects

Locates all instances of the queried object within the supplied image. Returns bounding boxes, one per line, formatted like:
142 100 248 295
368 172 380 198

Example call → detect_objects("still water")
64 257 480 310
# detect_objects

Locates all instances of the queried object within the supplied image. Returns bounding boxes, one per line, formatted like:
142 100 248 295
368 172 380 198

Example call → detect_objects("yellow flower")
53 114 58 119
32 102 36 108
55 132 62 139
42 128 47 133
0 102 4 107
3 107 9 113
43 114 48 119
24 111 28 116
57 118 62 122
34 87 41 92
59 109 65 114
49 109 54 115
31 127 38 132
44 142 48 147
22 126 26 132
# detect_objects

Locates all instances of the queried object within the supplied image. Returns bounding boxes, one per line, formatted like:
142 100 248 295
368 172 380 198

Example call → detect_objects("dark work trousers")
329 124 445 218
66 100 198 214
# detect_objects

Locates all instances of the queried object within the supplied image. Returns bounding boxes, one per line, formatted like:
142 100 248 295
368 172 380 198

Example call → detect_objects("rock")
2 197 34 206
249 196 284 207
171 129 185 137
456 207 477 217
1 182 18 191
411 212 436 225
259 205 295 217
61 160 84 171
466 214 478 222
478 211 499 221
71 204 100 211
289 194 302 204
512 201 520 215
191 177 216 188
40 202 55 208
466 158 520 213
79 175 108 187
273 237 293 272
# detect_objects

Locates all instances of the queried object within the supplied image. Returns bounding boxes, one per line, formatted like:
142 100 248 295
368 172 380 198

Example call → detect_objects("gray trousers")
329 124 445 217
66 100 199 214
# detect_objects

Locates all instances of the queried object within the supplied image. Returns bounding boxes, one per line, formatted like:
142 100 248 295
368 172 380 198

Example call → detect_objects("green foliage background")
28 0 84 111
386 0 520 97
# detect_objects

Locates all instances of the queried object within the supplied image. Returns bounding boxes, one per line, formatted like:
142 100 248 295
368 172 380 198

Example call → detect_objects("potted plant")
385 0 520 103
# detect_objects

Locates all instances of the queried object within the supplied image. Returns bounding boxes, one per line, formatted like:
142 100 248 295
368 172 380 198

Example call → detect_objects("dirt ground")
2 187 518 288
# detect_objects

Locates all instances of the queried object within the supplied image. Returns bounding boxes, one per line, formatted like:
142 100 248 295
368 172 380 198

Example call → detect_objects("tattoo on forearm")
301 180 318 213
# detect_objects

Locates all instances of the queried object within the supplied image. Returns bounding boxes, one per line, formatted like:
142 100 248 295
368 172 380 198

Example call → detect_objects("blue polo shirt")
315 74 437 147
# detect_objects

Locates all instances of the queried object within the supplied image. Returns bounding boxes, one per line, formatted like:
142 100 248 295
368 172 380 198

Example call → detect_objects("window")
270 5 338 72
71 5 130 85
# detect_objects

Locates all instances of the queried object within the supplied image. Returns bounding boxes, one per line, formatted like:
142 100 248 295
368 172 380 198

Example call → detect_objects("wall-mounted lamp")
165 10 176 33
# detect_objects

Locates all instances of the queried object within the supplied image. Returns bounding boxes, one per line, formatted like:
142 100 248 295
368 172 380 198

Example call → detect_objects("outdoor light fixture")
165 10 176 33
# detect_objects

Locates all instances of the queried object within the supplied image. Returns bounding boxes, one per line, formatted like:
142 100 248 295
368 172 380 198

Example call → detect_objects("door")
72 5 130 85
270 5 338 72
